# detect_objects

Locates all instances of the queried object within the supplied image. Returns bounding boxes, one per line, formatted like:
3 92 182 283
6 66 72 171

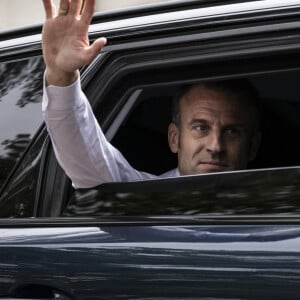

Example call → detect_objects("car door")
2 169 300 299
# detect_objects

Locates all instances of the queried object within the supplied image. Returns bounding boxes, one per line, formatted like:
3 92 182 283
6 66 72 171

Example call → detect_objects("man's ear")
249 131 262 161
168 123 179 153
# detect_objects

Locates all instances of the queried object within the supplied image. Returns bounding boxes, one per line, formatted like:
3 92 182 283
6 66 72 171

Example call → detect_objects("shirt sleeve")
42 73 157 188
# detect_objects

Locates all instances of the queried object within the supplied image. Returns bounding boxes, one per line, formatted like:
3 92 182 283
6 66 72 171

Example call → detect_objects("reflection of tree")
64 168 300 217
0 57 44 107
0 134 31 187
0 56 44 188
2 134 31 160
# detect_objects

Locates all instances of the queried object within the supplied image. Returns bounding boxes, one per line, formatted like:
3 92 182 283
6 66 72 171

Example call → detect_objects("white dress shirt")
42 76 179 188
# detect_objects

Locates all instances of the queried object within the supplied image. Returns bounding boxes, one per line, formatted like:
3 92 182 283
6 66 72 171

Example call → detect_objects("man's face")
168 84 261 175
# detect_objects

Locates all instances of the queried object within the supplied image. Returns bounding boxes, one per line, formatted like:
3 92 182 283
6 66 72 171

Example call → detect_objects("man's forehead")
187 110 250 127
181 88 250 113
180 85 256 124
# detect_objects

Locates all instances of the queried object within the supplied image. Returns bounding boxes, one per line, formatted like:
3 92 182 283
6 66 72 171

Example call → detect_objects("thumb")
85 37 107 64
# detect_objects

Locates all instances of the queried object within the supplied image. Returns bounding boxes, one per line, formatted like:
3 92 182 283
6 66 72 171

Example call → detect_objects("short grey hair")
171 79 262 130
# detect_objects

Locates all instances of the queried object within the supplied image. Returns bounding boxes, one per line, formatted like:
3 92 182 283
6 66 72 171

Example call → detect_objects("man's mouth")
200 161 228 167
198 161 229 171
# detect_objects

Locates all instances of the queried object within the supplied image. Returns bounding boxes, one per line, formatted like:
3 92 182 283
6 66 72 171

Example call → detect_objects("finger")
42 0 56 19
58 0 70 15
85 37 107 64
81 0 95 24
69 0 83 16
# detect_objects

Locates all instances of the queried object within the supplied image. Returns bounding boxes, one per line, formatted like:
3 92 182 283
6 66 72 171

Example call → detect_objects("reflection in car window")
63 167 300 217
0 56 44 189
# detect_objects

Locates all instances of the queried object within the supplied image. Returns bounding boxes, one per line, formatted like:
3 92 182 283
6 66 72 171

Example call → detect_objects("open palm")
42 0 106 85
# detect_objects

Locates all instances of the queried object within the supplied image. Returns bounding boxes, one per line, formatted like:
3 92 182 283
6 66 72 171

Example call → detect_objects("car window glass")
0 130 47 217
63 167 300 217
0 56 44 189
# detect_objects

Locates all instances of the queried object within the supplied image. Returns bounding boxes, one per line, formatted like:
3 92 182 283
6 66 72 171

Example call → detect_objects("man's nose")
206 132 224 154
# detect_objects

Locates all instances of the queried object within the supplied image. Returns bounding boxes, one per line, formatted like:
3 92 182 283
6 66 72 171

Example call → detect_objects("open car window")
61 68 300 218
108 69 300 174
58 62 300 217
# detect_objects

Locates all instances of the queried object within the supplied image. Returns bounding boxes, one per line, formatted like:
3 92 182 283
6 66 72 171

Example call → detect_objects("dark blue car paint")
1 224 300 299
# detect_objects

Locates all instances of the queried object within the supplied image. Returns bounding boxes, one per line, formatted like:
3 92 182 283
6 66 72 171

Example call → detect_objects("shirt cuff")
42 71 84 111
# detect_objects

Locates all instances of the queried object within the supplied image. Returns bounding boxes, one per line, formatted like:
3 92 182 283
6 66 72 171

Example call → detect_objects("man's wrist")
45 68 79 87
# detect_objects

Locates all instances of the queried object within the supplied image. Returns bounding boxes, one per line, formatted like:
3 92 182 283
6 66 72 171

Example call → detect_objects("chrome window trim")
90 0 300 34
1 0 300 51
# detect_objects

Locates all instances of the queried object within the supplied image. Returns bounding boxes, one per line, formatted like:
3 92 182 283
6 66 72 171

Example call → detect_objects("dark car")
1 0 300 298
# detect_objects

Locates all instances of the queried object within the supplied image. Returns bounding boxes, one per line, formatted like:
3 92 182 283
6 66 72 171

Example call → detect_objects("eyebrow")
188 118 209 125
188 118 246 129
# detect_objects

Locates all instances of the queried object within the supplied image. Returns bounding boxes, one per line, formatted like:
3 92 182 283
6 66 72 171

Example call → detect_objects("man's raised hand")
42 0 107 86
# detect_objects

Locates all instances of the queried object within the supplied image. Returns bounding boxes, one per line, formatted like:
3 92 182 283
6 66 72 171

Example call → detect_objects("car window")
63 166 300 217
59 68 300 218
111 70 300 174
0 56 44 190
0 130 47 217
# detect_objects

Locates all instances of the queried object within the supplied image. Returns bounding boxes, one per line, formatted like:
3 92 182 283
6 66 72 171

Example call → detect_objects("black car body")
1 0 300 298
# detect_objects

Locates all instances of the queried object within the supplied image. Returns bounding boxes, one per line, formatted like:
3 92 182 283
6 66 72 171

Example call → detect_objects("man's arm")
42 0 157 188
43 75 151 188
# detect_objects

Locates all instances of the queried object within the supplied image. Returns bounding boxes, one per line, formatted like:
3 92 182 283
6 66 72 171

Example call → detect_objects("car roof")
0 0 300 48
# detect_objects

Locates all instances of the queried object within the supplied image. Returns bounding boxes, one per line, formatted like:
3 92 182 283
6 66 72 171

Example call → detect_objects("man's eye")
194 124 208 132
225 128 241 137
